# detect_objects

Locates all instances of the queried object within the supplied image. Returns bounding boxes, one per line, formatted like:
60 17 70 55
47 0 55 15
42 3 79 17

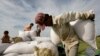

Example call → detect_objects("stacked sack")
3 29 59 56
3 40 59 56
18 30 37 41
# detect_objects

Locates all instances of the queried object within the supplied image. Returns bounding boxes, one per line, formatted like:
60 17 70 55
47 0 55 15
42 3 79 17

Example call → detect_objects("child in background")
24 23 34 31
1 30 11 43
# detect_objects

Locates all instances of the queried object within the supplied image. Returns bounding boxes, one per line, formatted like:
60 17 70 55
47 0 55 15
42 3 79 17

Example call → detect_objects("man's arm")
55 10 95 24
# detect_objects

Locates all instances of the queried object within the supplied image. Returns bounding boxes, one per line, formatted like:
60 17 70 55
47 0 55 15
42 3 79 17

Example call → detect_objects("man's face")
35 13 53 30
35 13 45 26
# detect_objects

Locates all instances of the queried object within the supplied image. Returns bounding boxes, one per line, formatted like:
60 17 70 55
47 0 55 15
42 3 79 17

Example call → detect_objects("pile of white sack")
3 40 59 56
1 30 59 56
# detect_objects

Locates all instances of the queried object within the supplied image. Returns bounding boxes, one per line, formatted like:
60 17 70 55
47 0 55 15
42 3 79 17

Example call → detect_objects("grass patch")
78 37 100 55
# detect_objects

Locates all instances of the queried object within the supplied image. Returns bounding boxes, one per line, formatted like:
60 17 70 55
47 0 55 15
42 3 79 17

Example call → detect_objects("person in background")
1 30 11 43
35 24 41 36
23 23 34 41
24 23 34 31
35 11 95 56
24 23 41 36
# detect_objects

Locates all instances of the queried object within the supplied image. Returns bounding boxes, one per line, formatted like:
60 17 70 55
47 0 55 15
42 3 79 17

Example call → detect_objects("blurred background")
0 0 100 38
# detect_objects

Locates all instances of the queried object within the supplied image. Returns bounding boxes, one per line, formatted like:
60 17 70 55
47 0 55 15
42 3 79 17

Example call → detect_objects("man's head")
30 23 34 27
24 23 34 31
35 12 53 30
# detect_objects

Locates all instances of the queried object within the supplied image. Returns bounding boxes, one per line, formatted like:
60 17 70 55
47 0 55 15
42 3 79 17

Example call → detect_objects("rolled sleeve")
53 10 95 24
76 10 95 20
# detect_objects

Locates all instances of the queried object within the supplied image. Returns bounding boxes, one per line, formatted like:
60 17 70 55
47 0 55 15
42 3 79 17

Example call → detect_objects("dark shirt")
2 35 11 43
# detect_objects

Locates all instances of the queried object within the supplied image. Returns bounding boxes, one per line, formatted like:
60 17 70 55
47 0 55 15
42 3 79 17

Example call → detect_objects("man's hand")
76 10 95 21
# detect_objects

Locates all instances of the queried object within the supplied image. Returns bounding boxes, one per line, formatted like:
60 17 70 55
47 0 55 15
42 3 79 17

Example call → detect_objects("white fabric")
18 54 35 56
4 41 38 54
4 40 58 56
18 31 30 41
50 28 61 45
18 30 50 42
4 53 18 56
29 30 37 37
4 53 35 56
0 43 11 53
18 30 37 41
32 37 51 42
70 20 97 49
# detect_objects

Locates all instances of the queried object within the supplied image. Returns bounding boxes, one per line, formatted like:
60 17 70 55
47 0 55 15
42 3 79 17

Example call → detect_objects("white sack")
4 40 58 56
18 30 37 41
0 43 11 53
18 31 30 41
70 20 97 49
4 41 38 54
29 30 37 38
4 53 35 56
32 37 51 42
4 53 18 56
18 54 35 56
50 28 61 45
